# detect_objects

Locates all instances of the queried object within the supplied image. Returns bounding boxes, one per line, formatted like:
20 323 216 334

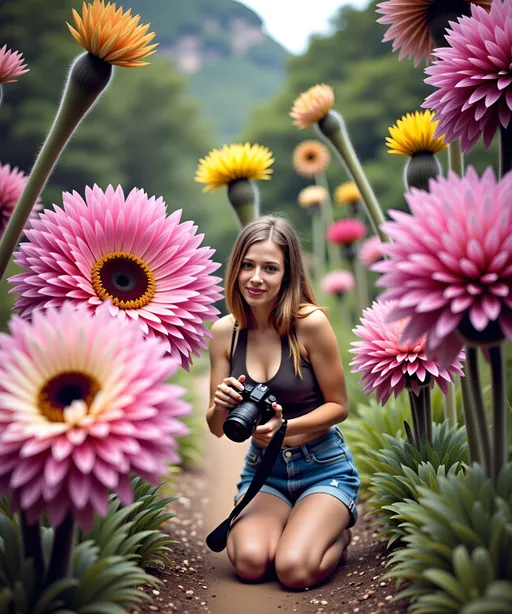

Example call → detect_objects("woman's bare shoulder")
210 314 237 341
297 304 329 327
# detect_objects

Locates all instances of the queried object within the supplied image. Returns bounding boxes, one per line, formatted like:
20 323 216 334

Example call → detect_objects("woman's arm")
285 309 349 438
206 317 245 438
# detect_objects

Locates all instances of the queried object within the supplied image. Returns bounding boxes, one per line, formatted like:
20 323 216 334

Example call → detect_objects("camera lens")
223 401 261 442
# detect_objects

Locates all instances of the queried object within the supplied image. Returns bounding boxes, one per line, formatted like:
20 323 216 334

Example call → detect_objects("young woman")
206 216 360 590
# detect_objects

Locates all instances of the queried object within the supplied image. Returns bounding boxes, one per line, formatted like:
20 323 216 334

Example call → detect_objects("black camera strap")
206 418 288 552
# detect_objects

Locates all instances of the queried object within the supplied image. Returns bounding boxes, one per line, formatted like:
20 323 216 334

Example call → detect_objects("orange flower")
290 84 335 129
67 0 158 68
293 141 331 178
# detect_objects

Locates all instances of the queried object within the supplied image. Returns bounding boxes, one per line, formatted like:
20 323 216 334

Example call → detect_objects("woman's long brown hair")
225 215 324 377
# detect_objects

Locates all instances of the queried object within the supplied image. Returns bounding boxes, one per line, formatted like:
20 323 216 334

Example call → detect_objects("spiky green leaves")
368 421 468 546
82 476 178 569
0 513 155 613
387 464 512 613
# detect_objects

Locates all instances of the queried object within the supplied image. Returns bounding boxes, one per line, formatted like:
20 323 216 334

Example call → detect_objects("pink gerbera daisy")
0 44 29 84
326 219 367 246
423 0 512 152
376 0 492 67
321 270 355 296
0 163 42 238
9 185 223 370
359 235 383 267
0 301 190 530
374 167 512 368
350 300 464 405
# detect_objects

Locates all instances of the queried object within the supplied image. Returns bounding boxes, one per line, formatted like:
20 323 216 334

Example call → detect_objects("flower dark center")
426 0 471 49
39 371 100 422
91 251 156 309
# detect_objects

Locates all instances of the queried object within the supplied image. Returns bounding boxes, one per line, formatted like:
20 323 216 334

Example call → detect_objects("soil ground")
137 374 409 614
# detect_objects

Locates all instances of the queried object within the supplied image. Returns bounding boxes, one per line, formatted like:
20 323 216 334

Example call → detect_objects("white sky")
239 0 371 54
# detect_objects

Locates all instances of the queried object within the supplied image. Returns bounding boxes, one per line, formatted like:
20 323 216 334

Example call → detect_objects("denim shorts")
234 426 360 527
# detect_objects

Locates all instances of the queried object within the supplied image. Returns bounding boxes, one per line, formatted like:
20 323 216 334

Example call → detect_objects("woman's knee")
275 549 317 590
229 537 274 582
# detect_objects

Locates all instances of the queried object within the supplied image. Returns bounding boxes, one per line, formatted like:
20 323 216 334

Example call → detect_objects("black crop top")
229 327 325 419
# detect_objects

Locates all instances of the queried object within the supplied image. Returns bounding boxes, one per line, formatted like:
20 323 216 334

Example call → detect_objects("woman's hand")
213 374 246 411
252 402 283 446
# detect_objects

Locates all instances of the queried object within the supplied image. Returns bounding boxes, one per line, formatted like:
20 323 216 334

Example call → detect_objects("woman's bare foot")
340 528 352 564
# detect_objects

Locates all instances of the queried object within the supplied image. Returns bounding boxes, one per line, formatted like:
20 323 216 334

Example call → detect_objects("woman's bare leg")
227 492 291 582
275 493 352 590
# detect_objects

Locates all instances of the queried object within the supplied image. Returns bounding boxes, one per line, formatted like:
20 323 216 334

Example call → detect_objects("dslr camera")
223 382 277 443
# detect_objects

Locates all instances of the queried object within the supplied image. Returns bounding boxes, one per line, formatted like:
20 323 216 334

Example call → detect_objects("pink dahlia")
321 270 355 296
0 301 190 530
327 219 367 246
0 163 42 238
0 44 29 84
9 185 223 370
359 235 383 267
423 0 512 152
374 167 512 368
350 300 464 405
377 0 491 68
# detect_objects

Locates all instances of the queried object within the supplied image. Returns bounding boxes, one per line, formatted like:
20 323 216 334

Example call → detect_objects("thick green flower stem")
0 53 112 282
316 112 389 244
499 123 512 178
408 391 421 447
0 84 3 107
335 293 350 333
227 179 259 228
448 140 464 177
345 249 367 315
444 382 457 428
311 206 325 284
465 345 492 476
20 512 45 578
409 386 432 445
488 344 506 483
46 514 76 585
459 374 482 466
423 385 433 443
315 172 341 268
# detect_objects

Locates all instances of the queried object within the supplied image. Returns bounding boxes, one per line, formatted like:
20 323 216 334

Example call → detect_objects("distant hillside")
125 0 288 142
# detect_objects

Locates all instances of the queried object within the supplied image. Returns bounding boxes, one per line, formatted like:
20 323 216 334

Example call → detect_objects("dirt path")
138 373 409 614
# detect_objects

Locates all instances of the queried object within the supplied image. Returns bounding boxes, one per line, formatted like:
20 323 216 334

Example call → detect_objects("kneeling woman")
206 216 360 590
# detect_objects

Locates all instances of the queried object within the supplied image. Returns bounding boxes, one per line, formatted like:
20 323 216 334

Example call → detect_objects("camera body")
223 382 277 443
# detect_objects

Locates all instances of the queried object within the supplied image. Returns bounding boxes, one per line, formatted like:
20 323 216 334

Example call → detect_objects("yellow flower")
290 84 335 129
67 0 158 68
334 182 360 206
195 143 274 192
298 185 328 209
293 141 331 178
386 110 447 157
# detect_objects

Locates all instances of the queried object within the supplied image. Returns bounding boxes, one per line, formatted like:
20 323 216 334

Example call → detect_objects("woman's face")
238 239 285 308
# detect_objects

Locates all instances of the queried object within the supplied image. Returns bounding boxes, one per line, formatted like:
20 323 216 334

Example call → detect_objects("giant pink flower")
326 219 367 246
423 0 512 152
374 167 512 368
0 44 29 84
359 235 383 267
376 0 491 68
10 185 223 370
0 163 42 238
321 270 354 296
351 300 464 405
0 302 190 530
